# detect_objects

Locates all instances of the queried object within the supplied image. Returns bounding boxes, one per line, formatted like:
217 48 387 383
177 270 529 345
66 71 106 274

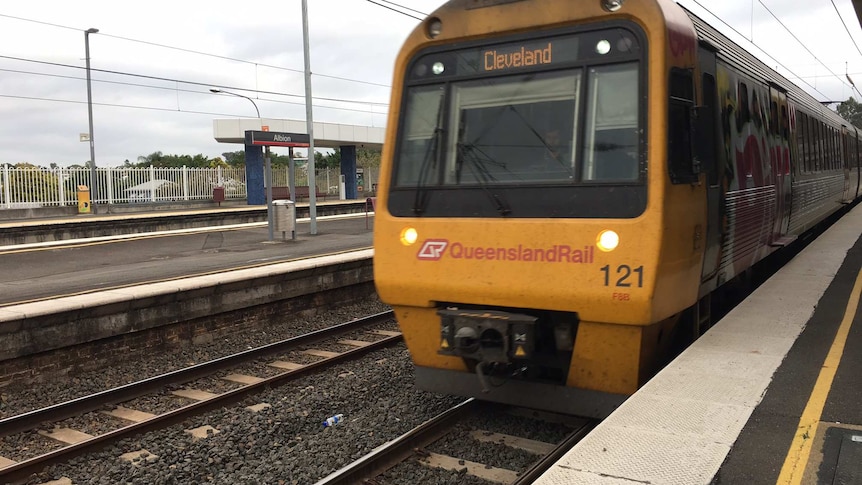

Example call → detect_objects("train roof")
679 3 850 128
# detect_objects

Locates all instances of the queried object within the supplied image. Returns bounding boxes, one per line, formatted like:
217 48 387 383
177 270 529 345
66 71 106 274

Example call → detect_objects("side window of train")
816 122 822 170
769 100 779 135
809 117 817 172
797 112 807 173
668 68 697 184
695 73 719 186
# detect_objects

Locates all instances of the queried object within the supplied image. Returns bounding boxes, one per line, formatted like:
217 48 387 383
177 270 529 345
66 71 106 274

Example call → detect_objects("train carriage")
373 0 861 417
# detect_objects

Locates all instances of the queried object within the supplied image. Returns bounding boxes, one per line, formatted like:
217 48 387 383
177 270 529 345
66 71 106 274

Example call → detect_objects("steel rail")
511 418 598 484
0 316 401 482
313 398 478 485
0 310 394 438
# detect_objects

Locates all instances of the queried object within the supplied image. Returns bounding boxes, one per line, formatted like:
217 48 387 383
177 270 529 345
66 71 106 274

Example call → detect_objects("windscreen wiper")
412 94 447 215
456 142 512 216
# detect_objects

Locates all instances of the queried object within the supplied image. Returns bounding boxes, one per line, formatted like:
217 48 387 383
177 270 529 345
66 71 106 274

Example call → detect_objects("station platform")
0 198 374 246
536 204 862 484
0 200 377 386
0 199 375 306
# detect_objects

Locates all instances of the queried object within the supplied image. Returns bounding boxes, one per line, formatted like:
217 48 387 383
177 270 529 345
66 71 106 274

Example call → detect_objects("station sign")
245 130 310 147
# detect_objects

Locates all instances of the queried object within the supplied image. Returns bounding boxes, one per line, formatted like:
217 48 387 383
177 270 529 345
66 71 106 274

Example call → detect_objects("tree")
132 152 212 168
222 151 246 167
137 151 164 166
7 163 60 202
315 150 341 169
357 148 382 168
837 97 862 128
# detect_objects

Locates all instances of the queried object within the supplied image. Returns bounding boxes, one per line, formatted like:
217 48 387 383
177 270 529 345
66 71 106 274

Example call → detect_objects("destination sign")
408 28 639 81
466 37 579 75
483 42 554 72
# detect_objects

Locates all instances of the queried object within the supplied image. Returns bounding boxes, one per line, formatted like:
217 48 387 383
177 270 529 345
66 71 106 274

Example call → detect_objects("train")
372 0 861 418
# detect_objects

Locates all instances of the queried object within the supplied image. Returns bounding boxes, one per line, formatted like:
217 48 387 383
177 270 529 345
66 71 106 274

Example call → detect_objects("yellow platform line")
776 268 862 485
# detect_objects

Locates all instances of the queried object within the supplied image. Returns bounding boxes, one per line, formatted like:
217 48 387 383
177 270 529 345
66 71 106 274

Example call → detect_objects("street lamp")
85 27 99 213
210 88 275 241
209 88 260 118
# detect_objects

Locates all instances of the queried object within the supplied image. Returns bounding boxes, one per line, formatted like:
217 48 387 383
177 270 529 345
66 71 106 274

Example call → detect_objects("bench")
272 186 291 200
294 186 328 201
270 186 328 201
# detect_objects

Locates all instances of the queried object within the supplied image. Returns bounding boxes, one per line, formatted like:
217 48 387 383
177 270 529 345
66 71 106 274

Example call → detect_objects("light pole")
301 0 318 235
210 89 275 242
85 27 99 213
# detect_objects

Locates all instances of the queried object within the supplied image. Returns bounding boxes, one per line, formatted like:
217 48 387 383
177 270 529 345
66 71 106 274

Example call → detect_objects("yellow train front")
374 0 707 418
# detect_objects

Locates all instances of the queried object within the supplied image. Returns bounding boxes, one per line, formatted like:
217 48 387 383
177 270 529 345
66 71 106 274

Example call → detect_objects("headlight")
596 230 620 252
400 227 418 246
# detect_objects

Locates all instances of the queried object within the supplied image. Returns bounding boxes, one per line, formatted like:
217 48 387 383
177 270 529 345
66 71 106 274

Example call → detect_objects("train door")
841 126 851 202
696 42 722 282
769 85 791 241
856 130 861 199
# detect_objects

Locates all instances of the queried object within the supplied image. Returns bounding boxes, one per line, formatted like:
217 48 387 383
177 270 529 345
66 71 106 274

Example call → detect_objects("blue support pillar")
244 138 265 205
340 145 357 200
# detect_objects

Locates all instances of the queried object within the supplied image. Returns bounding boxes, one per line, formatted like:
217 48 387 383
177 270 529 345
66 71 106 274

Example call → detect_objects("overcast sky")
1 0 861 167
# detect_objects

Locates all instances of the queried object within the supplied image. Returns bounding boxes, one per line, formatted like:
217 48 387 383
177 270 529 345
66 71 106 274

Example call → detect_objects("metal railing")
0 165 378 209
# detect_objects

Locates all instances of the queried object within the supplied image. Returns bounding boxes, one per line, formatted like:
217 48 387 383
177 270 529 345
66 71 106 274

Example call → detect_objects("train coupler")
437 308 537 364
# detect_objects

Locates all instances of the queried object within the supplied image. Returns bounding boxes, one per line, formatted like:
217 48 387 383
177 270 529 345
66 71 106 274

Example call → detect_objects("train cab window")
582 63 639 182
442 70 582 184
394 86 445 186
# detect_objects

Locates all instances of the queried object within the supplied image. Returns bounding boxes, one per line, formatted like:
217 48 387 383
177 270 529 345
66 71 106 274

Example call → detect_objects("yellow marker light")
601 0 625 12
597 230 620 252
400 227 418 246
427 18 443 39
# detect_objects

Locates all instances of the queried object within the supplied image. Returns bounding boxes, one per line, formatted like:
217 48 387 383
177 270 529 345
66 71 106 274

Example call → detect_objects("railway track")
0 311 399 483
316 399 597 485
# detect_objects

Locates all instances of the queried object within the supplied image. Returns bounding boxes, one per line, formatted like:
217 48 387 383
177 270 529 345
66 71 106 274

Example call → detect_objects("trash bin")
77 185 91 214
273 199 296 237
213 186 225 205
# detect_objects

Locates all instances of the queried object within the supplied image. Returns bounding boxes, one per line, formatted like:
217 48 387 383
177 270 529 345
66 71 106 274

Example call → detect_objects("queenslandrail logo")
416 239 595 264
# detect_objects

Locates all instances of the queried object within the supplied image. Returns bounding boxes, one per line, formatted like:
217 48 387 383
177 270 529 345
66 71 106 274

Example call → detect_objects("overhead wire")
755 0 857 96
1 2 856 117
0 55 389 109
0 12 391 89
0 6 433 122
686 0 836 101
828 0 862 98
0 70 385 116
375 0 429 17
364 0 425 20
829 0 862 58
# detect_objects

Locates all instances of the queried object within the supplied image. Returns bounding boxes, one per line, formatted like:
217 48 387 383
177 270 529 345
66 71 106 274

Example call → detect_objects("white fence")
0 165 378 208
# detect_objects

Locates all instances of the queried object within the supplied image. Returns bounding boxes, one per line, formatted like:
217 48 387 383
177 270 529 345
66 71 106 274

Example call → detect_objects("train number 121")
600 265 644 288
